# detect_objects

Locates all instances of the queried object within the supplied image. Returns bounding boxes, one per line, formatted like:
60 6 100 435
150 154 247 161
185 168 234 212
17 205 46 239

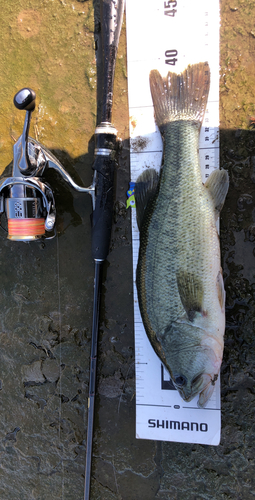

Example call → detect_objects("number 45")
164 0 177 17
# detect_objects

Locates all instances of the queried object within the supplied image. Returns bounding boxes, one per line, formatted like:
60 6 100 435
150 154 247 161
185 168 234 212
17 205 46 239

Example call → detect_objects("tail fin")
149 62 210 132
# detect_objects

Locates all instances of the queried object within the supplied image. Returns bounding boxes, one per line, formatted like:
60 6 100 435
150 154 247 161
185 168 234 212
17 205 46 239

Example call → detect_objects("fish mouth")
178 388 200 403
176 374 214 406
176 386 201 403
180 392 196 403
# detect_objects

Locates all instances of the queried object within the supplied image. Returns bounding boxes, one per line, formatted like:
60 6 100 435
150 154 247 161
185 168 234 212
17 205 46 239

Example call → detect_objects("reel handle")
13 88 37 175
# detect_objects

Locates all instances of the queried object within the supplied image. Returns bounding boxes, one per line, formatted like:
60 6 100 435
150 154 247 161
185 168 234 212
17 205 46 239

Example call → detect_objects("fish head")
163 321 223 408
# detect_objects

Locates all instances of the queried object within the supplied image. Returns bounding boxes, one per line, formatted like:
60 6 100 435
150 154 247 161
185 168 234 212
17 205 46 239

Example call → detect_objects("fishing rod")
84 0 124 498
0 0 124 496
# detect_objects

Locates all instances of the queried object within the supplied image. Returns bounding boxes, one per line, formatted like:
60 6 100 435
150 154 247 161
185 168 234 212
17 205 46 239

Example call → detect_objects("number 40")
165 49 178 65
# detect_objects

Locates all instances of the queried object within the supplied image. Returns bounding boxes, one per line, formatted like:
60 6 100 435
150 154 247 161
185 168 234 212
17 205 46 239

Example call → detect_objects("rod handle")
91 153 115 261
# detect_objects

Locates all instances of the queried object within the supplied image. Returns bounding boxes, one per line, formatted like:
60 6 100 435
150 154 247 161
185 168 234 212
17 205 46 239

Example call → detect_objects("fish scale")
145 122 215 323
135 63 229 407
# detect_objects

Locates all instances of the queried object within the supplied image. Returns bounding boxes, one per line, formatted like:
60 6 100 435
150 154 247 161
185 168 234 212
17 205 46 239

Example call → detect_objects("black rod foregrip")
91 153 115 261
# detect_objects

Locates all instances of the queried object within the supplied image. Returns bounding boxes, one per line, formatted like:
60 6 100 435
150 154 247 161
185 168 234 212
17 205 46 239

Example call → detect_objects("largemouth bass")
135 63 229 408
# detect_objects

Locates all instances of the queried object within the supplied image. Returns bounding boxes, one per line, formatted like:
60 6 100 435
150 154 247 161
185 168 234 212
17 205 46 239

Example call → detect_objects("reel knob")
13 88 36 111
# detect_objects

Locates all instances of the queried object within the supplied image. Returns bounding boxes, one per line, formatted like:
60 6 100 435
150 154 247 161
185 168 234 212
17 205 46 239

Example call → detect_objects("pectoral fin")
134 169 159 231
176 270 204 322
204 169 229 220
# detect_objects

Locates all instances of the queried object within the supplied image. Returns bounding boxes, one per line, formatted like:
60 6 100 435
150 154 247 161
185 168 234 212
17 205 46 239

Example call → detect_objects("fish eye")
173 375 187 387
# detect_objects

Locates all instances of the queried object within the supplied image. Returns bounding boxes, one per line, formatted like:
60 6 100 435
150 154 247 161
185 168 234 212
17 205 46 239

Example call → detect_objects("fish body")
135 63 229 407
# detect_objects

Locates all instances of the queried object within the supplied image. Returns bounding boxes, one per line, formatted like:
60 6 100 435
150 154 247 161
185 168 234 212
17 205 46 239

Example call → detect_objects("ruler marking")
126 0 221 446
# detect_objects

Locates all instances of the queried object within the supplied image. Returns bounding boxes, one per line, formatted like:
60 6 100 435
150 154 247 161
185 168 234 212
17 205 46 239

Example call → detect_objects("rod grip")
91 150 115 261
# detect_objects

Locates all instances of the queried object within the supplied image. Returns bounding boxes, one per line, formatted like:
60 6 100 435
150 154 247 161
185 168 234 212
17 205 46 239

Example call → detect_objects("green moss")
0 0 96 171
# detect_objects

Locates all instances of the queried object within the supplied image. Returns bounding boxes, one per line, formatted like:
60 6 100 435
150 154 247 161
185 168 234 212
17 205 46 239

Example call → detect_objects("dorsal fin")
134 168 159 231
204 169 229 220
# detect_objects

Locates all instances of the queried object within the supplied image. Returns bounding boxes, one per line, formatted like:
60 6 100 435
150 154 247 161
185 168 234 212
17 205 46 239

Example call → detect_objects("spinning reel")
0 88 96 241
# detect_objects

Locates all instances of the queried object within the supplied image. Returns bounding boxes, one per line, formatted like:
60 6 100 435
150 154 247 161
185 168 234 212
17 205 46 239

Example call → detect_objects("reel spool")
6 183 46 241
0 174 56 241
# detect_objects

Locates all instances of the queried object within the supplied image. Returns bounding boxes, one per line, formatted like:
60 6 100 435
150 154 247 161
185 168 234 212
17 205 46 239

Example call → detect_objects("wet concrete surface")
0 0 255 499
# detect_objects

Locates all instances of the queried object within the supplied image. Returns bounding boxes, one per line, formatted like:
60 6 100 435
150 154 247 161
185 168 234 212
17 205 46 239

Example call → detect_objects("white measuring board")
126 0 221 445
